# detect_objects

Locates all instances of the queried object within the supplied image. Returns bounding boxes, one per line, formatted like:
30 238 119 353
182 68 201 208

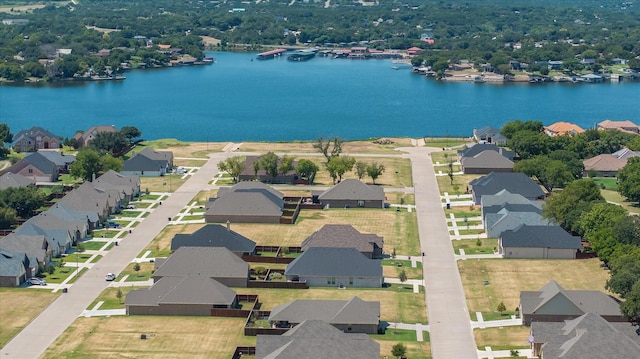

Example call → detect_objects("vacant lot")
437 173 481 195
140 174 189 193
0 288 59 347
137 139 228 158
226 208 420 255
236 286 427 324
458 258 612 314
239 137 413 154
43 316 254 359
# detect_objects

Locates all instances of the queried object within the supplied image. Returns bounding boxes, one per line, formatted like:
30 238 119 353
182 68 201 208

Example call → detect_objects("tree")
217 156 246 183
120 126 142 143
577 202 626 239
391 343 407 358
355 161 368 180
620 281 640 320
254 266 267 278
133 262 141 275
614 216 640 246
399 269 407 283
101 153 124 172
89 131 128 154
0 207 18 229
278 155 295 175
500 120 544 139
116 288 123 304
70 147 101 181
296 159 319 182
0 123 12 143
256 152 279 180
497 301 506 315
366 162 385 184
542 179 604 231
313 136 343 163
326 156 355 184
0 186 46 218
618 158 640 205
606 255 640 298
447 161 454 185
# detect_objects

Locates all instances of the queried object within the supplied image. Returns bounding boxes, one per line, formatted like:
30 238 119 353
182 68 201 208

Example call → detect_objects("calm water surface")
1 51 639 141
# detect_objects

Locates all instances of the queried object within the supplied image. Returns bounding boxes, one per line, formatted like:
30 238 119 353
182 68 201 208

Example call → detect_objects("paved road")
402 146 478 359
0 151 231 359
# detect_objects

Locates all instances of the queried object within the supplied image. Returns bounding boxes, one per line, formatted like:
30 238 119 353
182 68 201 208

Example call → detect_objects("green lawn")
82 241 107 250
452 238 498 255
601 189 640 214
592 177 618 190
423 137 469 148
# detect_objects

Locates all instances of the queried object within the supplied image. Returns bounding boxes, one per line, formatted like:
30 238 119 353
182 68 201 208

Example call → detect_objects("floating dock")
256 49 287 60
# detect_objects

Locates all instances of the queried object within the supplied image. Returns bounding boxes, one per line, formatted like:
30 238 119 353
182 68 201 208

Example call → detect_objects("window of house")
357 200 365 207
28 168 33 174
328 277 335 285
349 277 354 285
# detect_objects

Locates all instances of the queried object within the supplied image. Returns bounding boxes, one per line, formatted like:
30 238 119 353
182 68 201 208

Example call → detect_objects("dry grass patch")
140 174 188 193
430 149 459 164
229 208 420 255
239 138 413 154
0 288 59 347
173 158 207 167
474 326 531 350
236 287 427 323
458 258 612 314
140 139 228 158
145 223 204 257
436 173 481 195
601 189 640 214
43 316 254 359
377 340 431 359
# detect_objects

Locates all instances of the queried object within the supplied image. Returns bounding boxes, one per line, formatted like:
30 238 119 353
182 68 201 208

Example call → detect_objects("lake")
1 51 639 142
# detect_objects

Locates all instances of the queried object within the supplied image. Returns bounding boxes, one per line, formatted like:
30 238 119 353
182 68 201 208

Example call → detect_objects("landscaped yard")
88 287 145 310
452 238 498 255
0 288 59 348
118 262 155 282
382 259 423 279
82 241 108 250
423 137 469 149
458 258 613 317
372 329 432 359
227 208 420 255
437 173 482 196
42 316 255 359
235 287 427 324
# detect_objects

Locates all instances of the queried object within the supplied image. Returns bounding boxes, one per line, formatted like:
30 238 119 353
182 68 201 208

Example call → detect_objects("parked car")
105 273 116 281
28 277 47 286
126 204 136 209
107 222 121 228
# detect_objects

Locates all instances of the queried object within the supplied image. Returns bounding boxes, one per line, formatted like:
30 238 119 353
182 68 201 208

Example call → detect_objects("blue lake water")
1 51 639 142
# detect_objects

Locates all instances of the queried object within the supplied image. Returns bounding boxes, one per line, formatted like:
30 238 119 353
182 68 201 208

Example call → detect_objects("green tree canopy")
70 147 102 181
0 123 12 143
89 131 129 155
120 126 142 143
366 162 385 184
620 281 640 320
296 159 319 182
542 179 604 231
355 161 368 180
217 156 246 183
0 207 18 229
0 186 46 218
618 158 640 205
313 136 343 163
326 156 355 184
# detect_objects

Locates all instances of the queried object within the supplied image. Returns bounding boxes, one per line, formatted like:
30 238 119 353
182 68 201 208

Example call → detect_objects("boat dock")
256 48 287 60
287 49 318 62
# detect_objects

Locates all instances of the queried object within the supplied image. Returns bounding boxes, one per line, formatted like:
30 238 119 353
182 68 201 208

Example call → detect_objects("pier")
256 48 287 60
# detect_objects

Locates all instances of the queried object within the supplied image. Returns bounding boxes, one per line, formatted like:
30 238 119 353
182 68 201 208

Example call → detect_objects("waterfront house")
204 182 284 224
520 280 625 326
407 46 423 56
268 296 381 334
530 313 640 358
0 172 35 190
73 125 118 147
469 172 546 205
499 225 582 259
472 126 507 145
153 247 250 288
313 179 385 209
457 143 514 161
125 276 237 316
12 126 61 152
597 120 640 135
256 320 380 359
170 223 257 256
285 247 383 288
1 152 59 182
544 122 585 137
121 147 173 177
301 224 383 259
583 154 627 177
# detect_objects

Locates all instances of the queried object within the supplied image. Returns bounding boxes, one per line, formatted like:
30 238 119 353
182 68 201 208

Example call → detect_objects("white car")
105 273 116 281
28 277 47 286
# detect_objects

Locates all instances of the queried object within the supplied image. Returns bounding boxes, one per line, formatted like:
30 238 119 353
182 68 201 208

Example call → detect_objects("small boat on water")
391 66 400 70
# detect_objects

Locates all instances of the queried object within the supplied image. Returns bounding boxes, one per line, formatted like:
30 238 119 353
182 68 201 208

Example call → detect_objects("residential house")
499 224 581 259
583 154 627 177
153 247 250 288
0 172 35 190
256 320 380 359
95 170 140 202
544 122 585 137
1 152 59 182
125 276 237 316
457 143 514 161
238 156 301 184
472 126 507 146
598 120 640 135
73 125 118 147
170 223 257 256
612 147 640 161
15 222 75 257
57 184 111 223
460 150 514 174
485 209 549 239
407 46 423 56
469 172 546 205
480 189 542 219
204 182 284 224
121 148 173 177
301 224 383 259
268 296 380 334
285 247 383 288
313 179 385 209
36 151 75 173
0 233 51 276
529 313 640 358
580 73 604 83
521 280 625 326
0 251 29 287
47 202 100 232
12 126 61 152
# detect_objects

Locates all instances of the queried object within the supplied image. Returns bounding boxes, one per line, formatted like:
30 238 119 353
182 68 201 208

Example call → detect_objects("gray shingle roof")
481 190 535 208
285 247 382 278
3 152 57 177
532 313 640 358
256 320 380 359
470 172 546 199
0 250 27 278
318 179 384 201
36 151 75 167
14 127 59 143
268 296 380 325
205 182 284 217
301 224 383 254
0 172 35 190
461 150 514 169
170 224 256 253
0 233 48 265
122 154 168 172
486 211 548 238
153 247 249 279
125 276 236 306
458 144 514 160
501 225 581 249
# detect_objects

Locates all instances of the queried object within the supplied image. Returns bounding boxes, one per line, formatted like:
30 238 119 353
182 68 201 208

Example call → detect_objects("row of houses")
11 125 120 153
0 170 140 286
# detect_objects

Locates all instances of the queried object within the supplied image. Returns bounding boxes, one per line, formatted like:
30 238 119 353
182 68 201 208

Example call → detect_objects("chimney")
226 220 231 231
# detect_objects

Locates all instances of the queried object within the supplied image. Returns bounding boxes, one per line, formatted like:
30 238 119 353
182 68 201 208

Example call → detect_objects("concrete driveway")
401 146 478 359
0 151 232 359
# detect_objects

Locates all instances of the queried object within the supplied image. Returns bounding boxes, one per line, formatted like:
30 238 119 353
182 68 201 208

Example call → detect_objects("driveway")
401 146 478 358
0 151 232 358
